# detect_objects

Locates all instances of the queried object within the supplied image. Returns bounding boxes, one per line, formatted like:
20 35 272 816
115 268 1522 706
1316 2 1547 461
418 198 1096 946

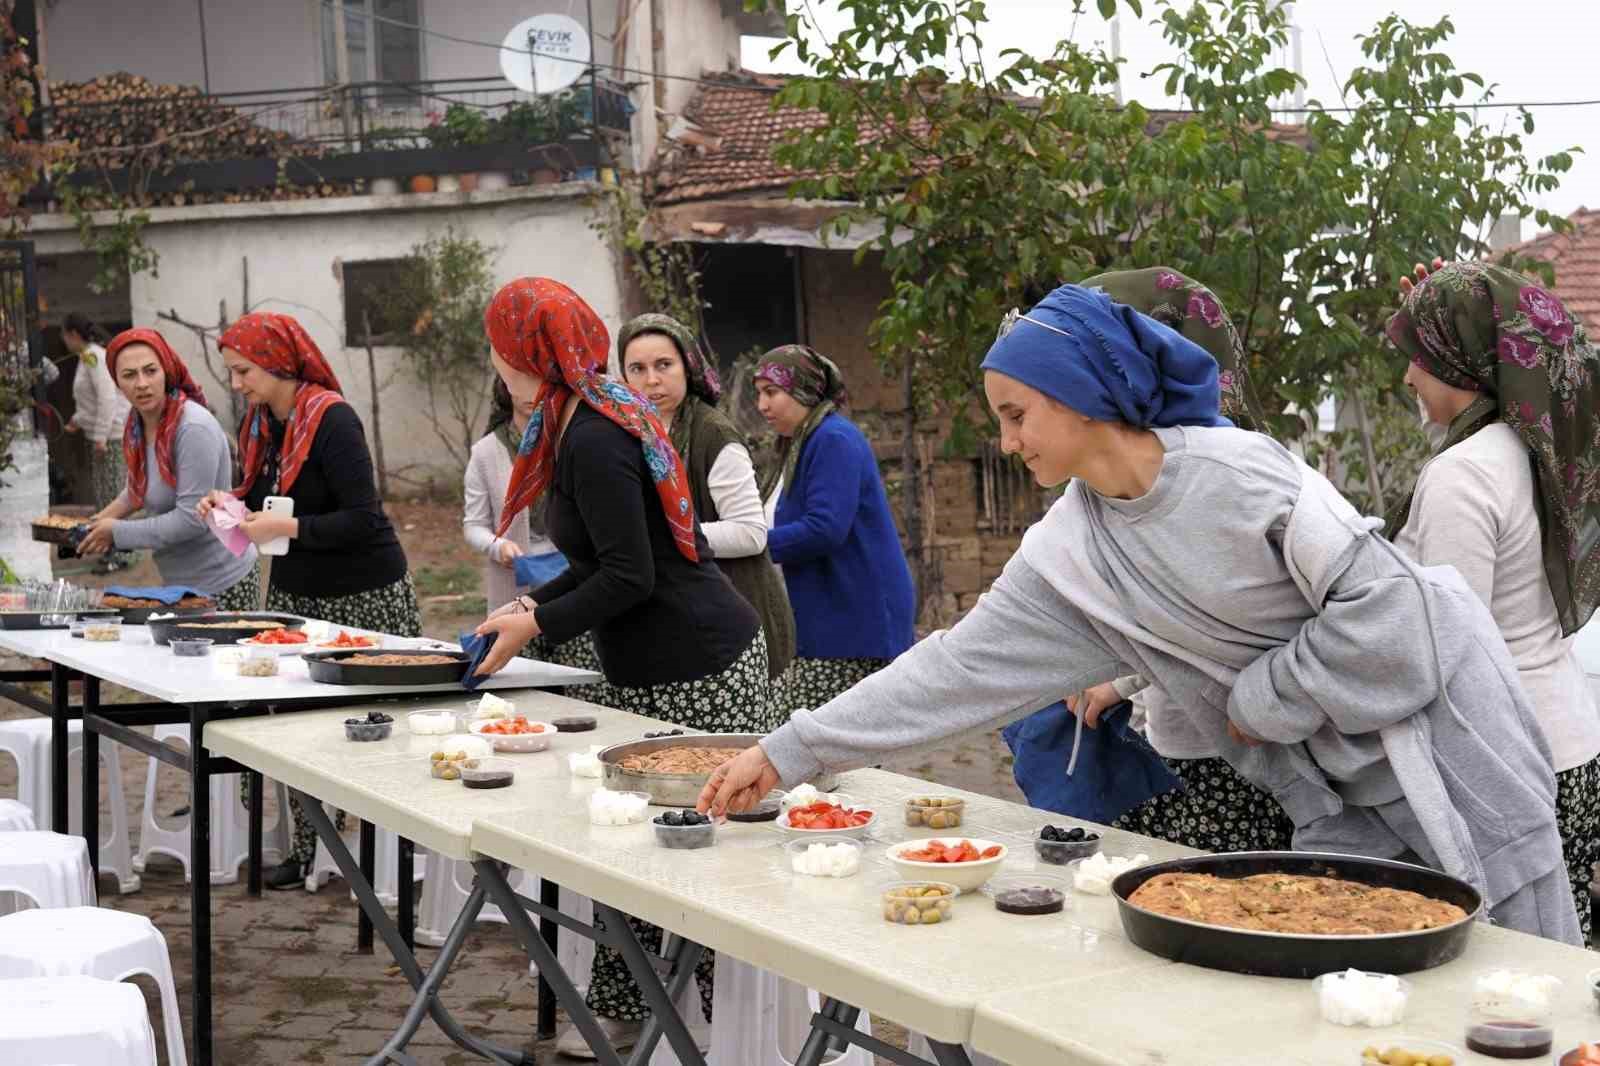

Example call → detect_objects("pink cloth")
206 495 252 558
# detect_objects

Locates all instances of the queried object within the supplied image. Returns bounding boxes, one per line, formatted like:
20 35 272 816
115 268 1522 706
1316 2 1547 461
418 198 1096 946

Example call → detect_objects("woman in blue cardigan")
754 345 916 710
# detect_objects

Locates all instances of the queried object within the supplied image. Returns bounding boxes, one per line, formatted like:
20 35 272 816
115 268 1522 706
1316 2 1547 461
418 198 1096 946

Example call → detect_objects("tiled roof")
1499 208 1600 335
648 72 1308 206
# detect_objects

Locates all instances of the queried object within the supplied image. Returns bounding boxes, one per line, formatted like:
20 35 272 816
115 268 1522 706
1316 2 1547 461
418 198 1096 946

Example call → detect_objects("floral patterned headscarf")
1384 261 1600 636
754 344 847 500
219 312 346 497
1079 266 1266 432
616 313 722 405
485 278 698 561
106 328 208 509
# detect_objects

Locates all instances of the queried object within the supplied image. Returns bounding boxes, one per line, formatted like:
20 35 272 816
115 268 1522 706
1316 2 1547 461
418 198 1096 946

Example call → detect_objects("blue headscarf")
981 283 1231 429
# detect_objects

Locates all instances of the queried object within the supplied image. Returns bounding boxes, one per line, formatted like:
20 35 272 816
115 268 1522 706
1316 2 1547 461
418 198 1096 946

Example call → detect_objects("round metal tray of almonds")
598 733 838 808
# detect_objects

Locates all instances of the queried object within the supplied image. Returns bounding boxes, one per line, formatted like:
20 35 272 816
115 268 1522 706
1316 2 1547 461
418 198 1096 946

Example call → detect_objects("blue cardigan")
769 412 916 660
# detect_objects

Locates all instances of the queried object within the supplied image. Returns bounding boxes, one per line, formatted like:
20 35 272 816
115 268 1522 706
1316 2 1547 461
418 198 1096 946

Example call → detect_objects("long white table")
204 700 1600 1066
0 619 601 1066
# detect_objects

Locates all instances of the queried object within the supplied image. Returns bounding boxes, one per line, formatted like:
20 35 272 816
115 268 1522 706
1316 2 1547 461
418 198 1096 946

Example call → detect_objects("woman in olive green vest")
619 314 796 680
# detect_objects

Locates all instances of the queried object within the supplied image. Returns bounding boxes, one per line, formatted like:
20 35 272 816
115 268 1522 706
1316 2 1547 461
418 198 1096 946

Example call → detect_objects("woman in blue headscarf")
702 281 1580 943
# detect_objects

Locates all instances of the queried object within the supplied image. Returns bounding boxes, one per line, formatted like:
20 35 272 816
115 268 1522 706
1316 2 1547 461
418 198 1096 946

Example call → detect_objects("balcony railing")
34 75 635 205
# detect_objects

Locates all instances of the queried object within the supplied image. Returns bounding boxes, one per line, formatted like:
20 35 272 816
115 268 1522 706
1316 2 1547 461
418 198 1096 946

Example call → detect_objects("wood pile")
47 72 361 207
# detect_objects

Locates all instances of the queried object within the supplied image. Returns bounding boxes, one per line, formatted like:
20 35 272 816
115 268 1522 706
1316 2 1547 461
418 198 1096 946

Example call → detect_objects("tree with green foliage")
749 0 1573 614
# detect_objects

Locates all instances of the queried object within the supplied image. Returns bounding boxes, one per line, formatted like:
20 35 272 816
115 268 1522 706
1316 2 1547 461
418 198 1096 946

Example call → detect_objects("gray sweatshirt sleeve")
760 553 1128 784
112 421 221 552
1228 536 1464 743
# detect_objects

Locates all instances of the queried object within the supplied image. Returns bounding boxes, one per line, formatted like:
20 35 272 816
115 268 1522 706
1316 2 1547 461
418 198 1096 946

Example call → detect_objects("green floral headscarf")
615 313 722 405
1079 266 1266 432
753 344 847 500
1384 260 1600 636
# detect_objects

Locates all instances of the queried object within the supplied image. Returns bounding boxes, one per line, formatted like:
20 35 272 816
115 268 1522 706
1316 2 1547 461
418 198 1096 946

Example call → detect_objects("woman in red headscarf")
195 312 418 887
76 328 260 608
473 278 771 1057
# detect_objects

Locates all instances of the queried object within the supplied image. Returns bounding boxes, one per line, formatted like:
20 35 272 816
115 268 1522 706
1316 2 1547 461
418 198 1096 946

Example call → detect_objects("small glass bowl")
82 618 125 642
1358 1038 1465 1066
1586 966 1600 1013
880 881 958 925
238 647 280 677
170 637 214 658
460 757 516 789
343 717 393 742
1034 830 1102 865
786 837 863 878
406 709 458 736
903 795 966 829
1313 971 1411 1027
653 816 717 850
983 874 1071 915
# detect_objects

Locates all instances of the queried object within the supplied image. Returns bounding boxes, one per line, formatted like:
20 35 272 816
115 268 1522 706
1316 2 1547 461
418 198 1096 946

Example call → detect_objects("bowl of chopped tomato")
885 837 1009 893
237 628 312 654
776 797 876 840
317 629 379 650
468 715 554 752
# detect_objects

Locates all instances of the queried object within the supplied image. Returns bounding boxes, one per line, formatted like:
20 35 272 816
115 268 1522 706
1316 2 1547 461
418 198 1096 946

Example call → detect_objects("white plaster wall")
658 0 742 120
26 186 623 492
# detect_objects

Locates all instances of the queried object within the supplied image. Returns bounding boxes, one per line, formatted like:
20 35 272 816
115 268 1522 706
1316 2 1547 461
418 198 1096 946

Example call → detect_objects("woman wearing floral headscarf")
75 328 259 609
195 312 418 888
754 345 916 711
619 313 795 679
471 279 770 1057
1387 261 1600 938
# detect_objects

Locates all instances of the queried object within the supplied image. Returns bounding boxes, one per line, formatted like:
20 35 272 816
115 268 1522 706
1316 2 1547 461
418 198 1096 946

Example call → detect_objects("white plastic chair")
416 855 595 985
907 1034 1002 1066
0 830 96 913
307 816 425 903
0 717 138 892
0 798 35 831
134 724 291 884
0 975 159 1066
0 907 186 1066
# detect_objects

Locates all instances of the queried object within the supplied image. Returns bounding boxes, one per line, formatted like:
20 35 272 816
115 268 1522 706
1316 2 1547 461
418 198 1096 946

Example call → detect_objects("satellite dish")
500 14 590 94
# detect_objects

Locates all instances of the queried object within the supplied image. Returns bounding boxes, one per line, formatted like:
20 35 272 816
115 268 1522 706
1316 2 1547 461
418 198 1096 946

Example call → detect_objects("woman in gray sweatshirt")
702 281 1581 943
76 329 259 606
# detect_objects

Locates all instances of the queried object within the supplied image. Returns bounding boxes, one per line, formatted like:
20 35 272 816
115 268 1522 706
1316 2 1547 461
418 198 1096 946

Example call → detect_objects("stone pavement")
0 691 1023 1065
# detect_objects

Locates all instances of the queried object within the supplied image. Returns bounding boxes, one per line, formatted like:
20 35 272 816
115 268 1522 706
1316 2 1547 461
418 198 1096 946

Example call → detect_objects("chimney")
1489 214 1523 251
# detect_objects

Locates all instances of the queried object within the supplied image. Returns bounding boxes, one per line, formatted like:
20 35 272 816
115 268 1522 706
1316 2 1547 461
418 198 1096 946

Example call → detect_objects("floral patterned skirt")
772 656 888 716
1557 756 1600 944
263 573 422 637
1110 756 1295 853
212 563 261 613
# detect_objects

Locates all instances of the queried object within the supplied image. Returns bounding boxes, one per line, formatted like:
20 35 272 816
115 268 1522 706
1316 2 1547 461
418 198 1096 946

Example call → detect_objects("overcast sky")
741 1 1598 236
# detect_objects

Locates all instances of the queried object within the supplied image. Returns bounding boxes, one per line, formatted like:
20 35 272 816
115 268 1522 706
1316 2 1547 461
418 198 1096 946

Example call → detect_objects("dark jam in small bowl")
1466 1021 1553 1060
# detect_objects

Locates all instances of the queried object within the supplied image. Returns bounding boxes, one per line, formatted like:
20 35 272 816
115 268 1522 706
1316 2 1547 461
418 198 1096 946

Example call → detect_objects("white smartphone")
261 495 294 557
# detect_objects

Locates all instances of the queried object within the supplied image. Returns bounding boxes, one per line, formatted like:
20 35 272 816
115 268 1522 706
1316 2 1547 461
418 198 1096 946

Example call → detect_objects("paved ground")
1 508 1026 1064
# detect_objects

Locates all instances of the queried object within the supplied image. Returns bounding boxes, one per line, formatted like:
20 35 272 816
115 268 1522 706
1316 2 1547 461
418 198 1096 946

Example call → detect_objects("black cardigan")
244 403 408 598
532 405 759 688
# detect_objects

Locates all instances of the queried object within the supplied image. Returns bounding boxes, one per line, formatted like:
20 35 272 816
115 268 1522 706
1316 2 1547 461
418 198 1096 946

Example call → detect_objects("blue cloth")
981 284 1231 429
458 629 498 691
513 551 568 589
769 413 916 661
102 585 209 605
1001 700 1182 825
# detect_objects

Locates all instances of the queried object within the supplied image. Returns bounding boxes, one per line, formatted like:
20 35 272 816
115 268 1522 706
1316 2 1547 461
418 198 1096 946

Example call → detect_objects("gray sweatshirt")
112 401 257 595
761 425 1579 943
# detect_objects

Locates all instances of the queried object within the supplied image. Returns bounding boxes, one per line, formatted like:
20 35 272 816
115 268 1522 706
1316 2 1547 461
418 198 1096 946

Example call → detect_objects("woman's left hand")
473 611 542 676
239 510 294 545
77 516 118 556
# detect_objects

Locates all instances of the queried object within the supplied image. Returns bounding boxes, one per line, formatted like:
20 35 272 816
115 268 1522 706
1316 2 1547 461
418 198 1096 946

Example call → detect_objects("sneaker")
555 1018 642 1060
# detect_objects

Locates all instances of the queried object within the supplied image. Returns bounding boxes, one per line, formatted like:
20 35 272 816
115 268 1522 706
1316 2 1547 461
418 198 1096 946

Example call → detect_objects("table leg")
595 902 707 1066
795 998 960 1066
398 836 415 952
81 675 100 878
190 703 214 1066
537 877 560 1038
49 662 69 831
625 930 707 1066
246 771 263 897
358 820 376 953
295 799 530 1065
925 1040 976 1066
474 860 626 1066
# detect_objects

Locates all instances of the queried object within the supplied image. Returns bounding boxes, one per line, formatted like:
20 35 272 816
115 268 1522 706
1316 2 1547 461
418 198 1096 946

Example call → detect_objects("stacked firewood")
46 72 360 207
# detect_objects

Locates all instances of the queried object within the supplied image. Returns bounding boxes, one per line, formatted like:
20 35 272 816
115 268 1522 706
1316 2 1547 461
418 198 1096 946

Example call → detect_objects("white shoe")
556 1018 642 1060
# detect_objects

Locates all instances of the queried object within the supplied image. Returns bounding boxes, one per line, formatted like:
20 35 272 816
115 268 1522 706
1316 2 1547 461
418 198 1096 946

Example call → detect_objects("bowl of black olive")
1035 824 1101 864
344 710 394 742
653 809 717 850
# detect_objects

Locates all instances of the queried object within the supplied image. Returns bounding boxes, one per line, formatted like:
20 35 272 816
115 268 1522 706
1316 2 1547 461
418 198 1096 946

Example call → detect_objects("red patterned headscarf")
106 328 207 509
484 278 698 561
219 312 346 497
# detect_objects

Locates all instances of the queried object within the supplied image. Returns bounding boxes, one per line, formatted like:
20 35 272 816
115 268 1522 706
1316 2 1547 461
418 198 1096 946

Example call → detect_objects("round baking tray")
1111 851 1482 979
303 649 470 686
598 734 839 808
147 612 306 646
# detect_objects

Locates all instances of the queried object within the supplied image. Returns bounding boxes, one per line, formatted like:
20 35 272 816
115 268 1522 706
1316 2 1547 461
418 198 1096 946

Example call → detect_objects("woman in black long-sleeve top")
197 311 419 886
472 278 774 1057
